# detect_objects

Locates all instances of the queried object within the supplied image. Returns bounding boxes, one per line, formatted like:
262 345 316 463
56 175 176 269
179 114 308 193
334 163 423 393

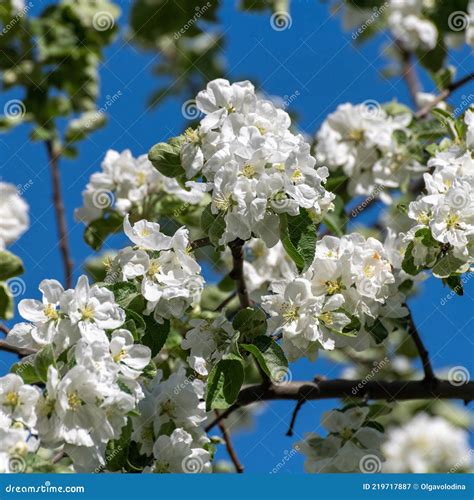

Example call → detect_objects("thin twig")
286 399 306 437
398 44 421 107
405 305 437 382
0 340 36 357
46 140 73 289
190 237 211 251
215 410 244 473
214 291 237 312
228 239 250 309
415 72 474 119
205 378 473 432
0 323 9 336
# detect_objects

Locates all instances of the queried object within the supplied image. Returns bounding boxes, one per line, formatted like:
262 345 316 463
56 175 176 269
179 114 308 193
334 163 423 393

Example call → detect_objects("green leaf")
279 208 317 271
141 317 170 357
232 307 267 340
240 336 288 382
104 419 132 472
432 253 468 278
205 355 244 411
84 213 123 251
107 282 139 307
34 345 56 383
11 359 41 384
148 138 185 178
366 319 389 344
0 251 24 281
401 241 423 276
123 308 146 341
201 204 225 247
442 275 463 296
0 282 13 320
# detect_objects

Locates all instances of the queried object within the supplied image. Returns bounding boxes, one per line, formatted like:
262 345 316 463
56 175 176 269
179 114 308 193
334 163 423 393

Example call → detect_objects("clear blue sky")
0 0 473 473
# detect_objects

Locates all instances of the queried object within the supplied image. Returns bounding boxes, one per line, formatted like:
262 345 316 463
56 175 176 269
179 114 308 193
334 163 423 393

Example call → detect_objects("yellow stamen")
5 391 19 407
81 304 95 321
44 304 58 321
67 391 82 411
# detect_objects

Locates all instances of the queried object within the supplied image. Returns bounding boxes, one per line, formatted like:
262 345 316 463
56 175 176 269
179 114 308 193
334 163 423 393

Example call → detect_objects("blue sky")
0 0 473 473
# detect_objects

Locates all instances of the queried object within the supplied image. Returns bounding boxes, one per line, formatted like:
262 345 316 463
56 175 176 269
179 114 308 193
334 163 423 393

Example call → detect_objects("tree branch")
228 239 250 309
215 410 244 473
205 379 474 432
190 237 211 251
0 340 36 357
415 72 474 119
286 399 306 437
405 305 436 382
46 140 73 289
398 44 421 107
0 324 9 336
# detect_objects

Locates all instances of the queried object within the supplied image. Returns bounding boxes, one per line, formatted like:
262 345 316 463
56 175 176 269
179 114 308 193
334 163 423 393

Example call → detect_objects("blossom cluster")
4 275 151 471
262 233 408 361
132 367 211 473
76 149 204 224
180 78 334 246
104 216 204 321
315 102 422 200
344 0 474 52
405 110 474 273
297 406 384 473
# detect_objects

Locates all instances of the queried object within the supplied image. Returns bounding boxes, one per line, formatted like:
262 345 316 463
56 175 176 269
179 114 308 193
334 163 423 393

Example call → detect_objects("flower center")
140 228 151 237
348 129 364 142
43 304 58 321
282 304 300 323
5 391 19 407
325 279 344 295
291 169 303 183
160 399 176 417
416 211 430 225
214 193 233 212
136 171 147 186
184 127 200 143
113 349 127 363
241 164 256 178
320 311 333 325
67 391 82 411
148 260 161 276
445 213 460 230
81 304 95 321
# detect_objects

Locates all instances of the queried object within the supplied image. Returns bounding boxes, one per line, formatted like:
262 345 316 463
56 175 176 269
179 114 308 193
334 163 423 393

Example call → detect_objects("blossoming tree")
0 0 473 475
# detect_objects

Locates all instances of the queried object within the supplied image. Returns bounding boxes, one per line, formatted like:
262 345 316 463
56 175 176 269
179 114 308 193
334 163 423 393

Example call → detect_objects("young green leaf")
205 355 244 411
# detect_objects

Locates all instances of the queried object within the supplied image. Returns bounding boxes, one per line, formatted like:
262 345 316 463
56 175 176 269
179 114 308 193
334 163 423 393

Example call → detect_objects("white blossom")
382 413 472 472
297 406 384 473
0 182 29 249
